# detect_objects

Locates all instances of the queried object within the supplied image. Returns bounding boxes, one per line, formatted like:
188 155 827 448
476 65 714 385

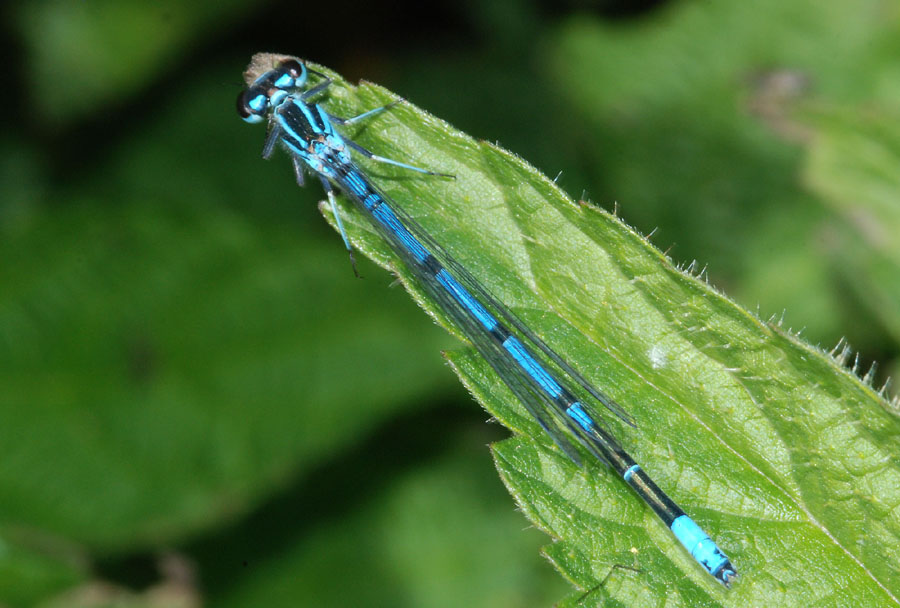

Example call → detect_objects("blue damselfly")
237 53 737 587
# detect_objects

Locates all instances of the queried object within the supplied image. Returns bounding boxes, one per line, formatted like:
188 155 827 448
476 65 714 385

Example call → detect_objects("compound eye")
274 59 306 88
279 59 304 77
237 88 267 124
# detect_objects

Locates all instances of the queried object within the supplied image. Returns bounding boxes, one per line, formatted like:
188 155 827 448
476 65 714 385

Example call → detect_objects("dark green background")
2 0 899 606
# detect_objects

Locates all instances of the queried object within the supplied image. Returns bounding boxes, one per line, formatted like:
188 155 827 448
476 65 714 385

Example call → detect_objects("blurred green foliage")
1 0 899 606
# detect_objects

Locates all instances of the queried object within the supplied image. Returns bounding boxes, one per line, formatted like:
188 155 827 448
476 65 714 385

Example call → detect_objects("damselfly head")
237 58 308 124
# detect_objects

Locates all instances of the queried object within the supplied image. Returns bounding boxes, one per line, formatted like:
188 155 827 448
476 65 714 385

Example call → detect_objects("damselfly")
237 53 737 587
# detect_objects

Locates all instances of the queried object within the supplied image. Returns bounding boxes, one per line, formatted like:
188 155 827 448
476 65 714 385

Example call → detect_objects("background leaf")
804 109 900 346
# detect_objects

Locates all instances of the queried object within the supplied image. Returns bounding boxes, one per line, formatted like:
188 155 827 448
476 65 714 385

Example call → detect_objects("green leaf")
299 61 900 605
804 107 900 346
0 532 86 607
214 435 567 608
0 198 452 549
538 0 900 348
13 0 257 125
